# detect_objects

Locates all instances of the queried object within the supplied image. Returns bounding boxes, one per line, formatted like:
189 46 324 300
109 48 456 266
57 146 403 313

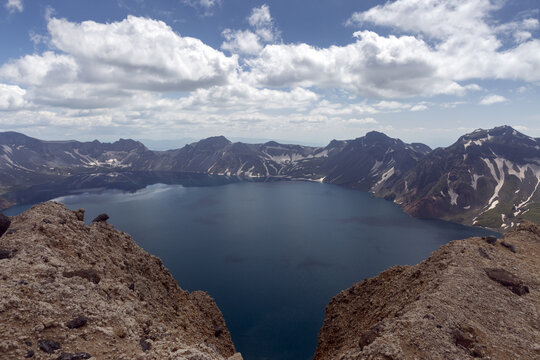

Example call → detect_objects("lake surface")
5 180 498 360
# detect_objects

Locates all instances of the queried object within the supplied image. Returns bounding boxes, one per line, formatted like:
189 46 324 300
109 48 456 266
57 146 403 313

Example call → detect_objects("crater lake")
5 180 499 360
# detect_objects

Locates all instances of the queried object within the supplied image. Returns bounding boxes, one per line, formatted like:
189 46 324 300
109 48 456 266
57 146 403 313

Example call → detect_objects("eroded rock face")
0 211 10 237
0 202 242 360
314 221 540 360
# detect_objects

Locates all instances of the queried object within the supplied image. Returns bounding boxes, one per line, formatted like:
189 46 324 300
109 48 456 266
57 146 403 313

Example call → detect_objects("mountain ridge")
1 126 539 229
377 126 540 229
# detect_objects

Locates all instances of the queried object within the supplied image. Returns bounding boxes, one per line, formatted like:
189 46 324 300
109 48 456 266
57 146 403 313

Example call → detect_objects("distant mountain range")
1 126 539 229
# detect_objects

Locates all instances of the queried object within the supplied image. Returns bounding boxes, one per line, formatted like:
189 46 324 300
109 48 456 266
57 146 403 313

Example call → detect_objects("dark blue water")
5 181 498 360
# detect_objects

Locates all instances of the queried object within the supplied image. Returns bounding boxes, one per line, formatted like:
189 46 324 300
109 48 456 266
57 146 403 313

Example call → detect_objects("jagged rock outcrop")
314 222 540 360
0 202 242 360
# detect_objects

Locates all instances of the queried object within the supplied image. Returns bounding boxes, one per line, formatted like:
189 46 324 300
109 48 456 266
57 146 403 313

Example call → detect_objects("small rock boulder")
75 209 85 222
62 269 100 284
57 352 92 360
483 236 497 245
92 213 109 223
66 315 88 329
478 248 490 259
501 241 516 253
214 325 224 337
453 328 475 349
139 338 151 352
0 248 14 260
38 339 61 354
358 328 379 350
0 211 10 237
485 268 529 296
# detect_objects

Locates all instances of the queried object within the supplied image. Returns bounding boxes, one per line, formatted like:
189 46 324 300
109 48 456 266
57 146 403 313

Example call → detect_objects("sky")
0 0 539 148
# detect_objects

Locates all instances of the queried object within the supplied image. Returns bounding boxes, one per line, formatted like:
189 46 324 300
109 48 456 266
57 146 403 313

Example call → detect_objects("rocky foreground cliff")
314 222 540 360
2 202 540 360
0 202 242 360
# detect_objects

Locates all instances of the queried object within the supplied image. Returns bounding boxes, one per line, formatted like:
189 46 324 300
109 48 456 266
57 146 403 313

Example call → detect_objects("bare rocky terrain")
314 222 540 360
0 202 242 360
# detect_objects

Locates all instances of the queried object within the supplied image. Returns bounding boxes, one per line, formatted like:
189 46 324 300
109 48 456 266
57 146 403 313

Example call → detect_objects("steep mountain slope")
0 131 429 195
152 137 325 177
314 222 540 360
377 126 540 228
0 131 157 192
0 202 242 360
292 131 431 191
169 132 430 191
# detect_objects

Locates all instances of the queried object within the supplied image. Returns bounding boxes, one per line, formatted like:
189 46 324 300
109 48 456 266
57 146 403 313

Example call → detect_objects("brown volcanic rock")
0 210 10 237
402 197 444 219
0 202 241 360
314 221 540 360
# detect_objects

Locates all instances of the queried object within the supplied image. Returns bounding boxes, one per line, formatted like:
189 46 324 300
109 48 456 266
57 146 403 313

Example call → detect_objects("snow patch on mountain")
372 167 395 190
2 145 12 155
481 157 514 212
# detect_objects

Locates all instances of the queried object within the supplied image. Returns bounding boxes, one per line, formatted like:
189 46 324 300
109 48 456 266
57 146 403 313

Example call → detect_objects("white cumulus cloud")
347 117 378 124
241 0 540 98
46 16 238 91
244 31 473 98
248 4 279 42
0 1 538 139
221 29 263 55
221 4 280 55
479 94 508 105
0 16 239 109
0 83 27 110
182 0 221 14
5 0 23 13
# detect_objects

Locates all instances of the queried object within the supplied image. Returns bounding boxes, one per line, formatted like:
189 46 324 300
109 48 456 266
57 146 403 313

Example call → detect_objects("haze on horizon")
0 0 539 148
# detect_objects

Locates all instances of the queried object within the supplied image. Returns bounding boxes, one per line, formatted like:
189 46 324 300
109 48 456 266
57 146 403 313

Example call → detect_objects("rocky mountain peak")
410 142 432 155
363 131 393 144
364 130 388 138
192 136 232 152
457 126 536 150
0 131 41 147
111 138 148 151
263 140 281 147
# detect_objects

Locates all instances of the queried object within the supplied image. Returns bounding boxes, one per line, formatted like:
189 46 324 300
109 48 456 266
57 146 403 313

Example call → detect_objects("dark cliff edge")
0 202 242 360
313 221 540 360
